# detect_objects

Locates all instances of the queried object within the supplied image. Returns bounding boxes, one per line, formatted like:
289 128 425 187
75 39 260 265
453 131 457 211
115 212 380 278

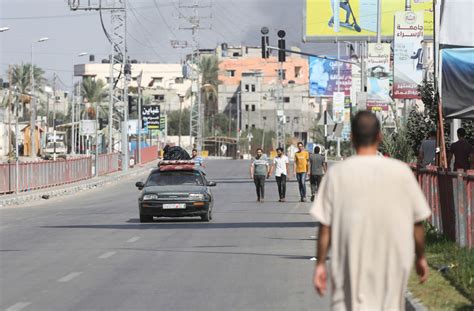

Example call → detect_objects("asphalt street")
0 160 329 311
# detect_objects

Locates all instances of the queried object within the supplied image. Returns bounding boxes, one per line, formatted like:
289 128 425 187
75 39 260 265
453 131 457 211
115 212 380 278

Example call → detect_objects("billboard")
309 56 352 97
305 0 432 41
393 11 424 99
367 43 392 110
141 105 161 130
441 48 474 119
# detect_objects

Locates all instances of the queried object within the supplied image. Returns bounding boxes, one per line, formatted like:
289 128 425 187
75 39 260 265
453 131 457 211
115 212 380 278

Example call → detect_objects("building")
74 62 192 113
216 46 316 143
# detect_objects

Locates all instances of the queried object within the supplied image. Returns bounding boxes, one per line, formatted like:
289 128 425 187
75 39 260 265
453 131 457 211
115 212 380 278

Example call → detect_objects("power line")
153 0 177 38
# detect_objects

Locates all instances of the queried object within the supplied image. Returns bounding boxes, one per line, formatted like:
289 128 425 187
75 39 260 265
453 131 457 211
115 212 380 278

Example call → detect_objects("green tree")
199 56 219 118
80 77 107 120
11 63 46 120
240 128 275 154
167 108 190 136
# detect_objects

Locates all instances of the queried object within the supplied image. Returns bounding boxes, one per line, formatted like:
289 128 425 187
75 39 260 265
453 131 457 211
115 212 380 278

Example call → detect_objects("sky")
0 0 338 89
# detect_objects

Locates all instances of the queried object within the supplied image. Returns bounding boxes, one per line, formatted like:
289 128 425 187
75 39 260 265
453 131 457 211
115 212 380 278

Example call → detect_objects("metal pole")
8 66 12 158
107 52 114 154
178 95 183 146
15 90 19 193
71 61 76 155
376 0 382 43
121 0 129 172
138 86 142 164
53 73 57 161
95 99 99 176
30 43 36 158
336 41 341 157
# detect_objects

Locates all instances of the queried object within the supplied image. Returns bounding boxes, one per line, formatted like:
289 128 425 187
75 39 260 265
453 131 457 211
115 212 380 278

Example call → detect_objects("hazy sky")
0 0 337 88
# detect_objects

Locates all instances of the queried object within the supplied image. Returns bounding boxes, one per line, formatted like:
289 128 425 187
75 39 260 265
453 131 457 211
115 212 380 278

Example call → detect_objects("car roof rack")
158 160 197 171
158 160 196 166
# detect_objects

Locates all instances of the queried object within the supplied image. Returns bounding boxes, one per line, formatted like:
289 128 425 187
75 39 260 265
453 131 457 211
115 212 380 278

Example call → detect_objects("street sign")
141 105 160 130
220 144 227 155
80 120 96 135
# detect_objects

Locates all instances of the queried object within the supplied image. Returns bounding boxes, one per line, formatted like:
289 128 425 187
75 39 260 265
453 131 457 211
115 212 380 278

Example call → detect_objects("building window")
152 77 163 83
245 124 249 130
132 76 138 81
153 94 165 101
245 104 249 111
251 84 256 92
175 77 184 84
251 124 256 129
227 70 236 77
277 69 286 80
283 97 290 103
295 66 302 78
251 105 256 111
286 116 290 123
245 84 249 92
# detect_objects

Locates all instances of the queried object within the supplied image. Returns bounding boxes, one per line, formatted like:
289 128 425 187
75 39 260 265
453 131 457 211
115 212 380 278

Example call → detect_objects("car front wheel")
200 207 212 222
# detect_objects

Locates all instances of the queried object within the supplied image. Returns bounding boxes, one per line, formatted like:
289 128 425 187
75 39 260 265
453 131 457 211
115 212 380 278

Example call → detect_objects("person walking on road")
418 130 437 167
449 127 473 171
269 147 290 202
191 149 204 167
309 146 326 202
294 142 310 202
311 111 430 310
250 148 269 203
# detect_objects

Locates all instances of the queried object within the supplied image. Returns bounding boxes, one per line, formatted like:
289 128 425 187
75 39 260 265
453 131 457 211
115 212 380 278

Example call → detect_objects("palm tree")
198 56 219 117
80 77 107 120
11 63 46 120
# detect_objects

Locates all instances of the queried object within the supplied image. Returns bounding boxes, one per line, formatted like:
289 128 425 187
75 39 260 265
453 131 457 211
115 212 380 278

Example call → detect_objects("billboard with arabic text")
141 105 161 130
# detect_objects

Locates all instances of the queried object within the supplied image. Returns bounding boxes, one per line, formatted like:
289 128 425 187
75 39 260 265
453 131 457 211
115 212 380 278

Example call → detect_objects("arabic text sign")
309 57 352 97
367 43 391 110
305 0 432 41
141 105 161 130
393 11 424 99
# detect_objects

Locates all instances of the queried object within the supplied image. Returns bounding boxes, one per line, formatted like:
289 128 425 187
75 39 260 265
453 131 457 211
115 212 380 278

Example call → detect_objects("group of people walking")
249 142 327 203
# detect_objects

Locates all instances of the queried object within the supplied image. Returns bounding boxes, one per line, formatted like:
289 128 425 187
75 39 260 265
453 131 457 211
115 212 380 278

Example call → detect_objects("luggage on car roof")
163 145 191 160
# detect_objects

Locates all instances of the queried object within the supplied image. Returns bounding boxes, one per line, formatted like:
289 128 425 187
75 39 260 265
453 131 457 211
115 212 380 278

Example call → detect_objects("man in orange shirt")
294 142 310 202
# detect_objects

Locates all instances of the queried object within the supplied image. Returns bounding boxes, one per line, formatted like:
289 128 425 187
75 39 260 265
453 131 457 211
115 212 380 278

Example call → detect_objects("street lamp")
71 52 88 155
0 27 10 32
30 37 49 158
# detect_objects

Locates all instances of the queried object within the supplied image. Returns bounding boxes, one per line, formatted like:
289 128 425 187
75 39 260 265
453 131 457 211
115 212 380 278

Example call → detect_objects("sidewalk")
0 160 158 208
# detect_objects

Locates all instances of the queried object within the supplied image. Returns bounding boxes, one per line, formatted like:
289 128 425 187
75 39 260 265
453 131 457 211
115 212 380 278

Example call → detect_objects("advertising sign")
141 105 161 130
80 120 96 136
367 43 391 110
332 92 345 122
127 120 148 135
309 56 352 96
305 0 432 41
393 11 424 99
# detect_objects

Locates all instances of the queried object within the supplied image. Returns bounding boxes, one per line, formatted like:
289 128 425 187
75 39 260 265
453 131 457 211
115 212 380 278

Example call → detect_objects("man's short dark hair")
276 147 283 152
428 130 437 138
314 146 320 154
256 148 263 152
192 149 197 153
457 128 466 138
297 142 304 146
351 111 381 149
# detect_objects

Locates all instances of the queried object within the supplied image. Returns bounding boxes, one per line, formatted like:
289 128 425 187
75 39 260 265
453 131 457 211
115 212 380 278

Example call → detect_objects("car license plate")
163 203 186 209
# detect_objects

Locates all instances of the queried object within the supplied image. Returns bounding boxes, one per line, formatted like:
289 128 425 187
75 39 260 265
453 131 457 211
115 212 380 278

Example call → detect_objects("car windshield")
146 171 204 186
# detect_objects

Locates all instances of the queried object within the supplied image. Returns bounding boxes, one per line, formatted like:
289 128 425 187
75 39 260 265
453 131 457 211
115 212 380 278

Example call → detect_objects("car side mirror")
135 181 145 190
207 181 216 187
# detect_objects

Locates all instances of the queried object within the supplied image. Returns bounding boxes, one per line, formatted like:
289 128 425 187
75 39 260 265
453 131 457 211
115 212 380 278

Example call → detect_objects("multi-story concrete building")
74 62 192 113
216 46 316 143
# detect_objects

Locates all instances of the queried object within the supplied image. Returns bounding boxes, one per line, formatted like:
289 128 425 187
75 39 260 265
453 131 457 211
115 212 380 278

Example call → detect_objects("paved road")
0 160 329 311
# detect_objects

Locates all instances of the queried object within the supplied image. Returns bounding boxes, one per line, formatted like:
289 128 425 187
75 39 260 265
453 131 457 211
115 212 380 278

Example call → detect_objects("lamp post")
30 37 48 158
71 52 88 155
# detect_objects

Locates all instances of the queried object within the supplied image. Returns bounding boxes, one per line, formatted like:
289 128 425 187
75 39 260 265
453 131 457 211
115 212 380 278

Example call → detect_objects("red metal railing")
412 165 474 248
0 157 92 194
97 153 120 176
133 146 158 164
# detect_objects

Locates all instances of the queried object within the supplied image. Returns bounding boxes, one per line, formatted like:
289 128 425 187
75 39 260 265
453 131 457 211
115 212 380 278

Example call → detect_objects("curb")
406 291 427 311
0 161 157 208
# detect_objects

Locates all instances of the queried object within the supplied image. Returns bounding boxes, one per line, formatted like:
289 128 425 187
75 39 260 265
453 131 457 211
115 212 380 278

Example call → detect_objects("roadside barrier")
0 147 159 195
411 165 474 248
133 145 159 164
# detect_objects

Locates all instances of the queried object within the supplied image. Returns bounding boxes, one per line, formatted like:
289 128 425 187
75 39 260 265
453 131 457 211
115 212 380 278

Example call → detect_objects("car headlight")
189 193 205 200
143 194 159 201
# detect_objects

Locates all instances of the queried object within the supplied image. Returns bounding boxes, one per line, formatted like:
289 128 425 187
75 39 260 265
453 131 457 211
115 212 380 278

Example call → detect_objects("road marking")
98 251 116 259
57 272 82 282
5 302 32 311
126 236 140 243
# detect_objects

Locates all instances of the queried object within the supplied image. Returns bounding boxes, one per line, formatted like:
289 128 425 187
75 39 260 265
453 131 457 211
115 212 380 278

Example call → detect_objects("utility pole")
137 70 143 164
179 0 211 151
68 0 128 170
8 66 12 159
276 30 286 149
53 73 57 160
